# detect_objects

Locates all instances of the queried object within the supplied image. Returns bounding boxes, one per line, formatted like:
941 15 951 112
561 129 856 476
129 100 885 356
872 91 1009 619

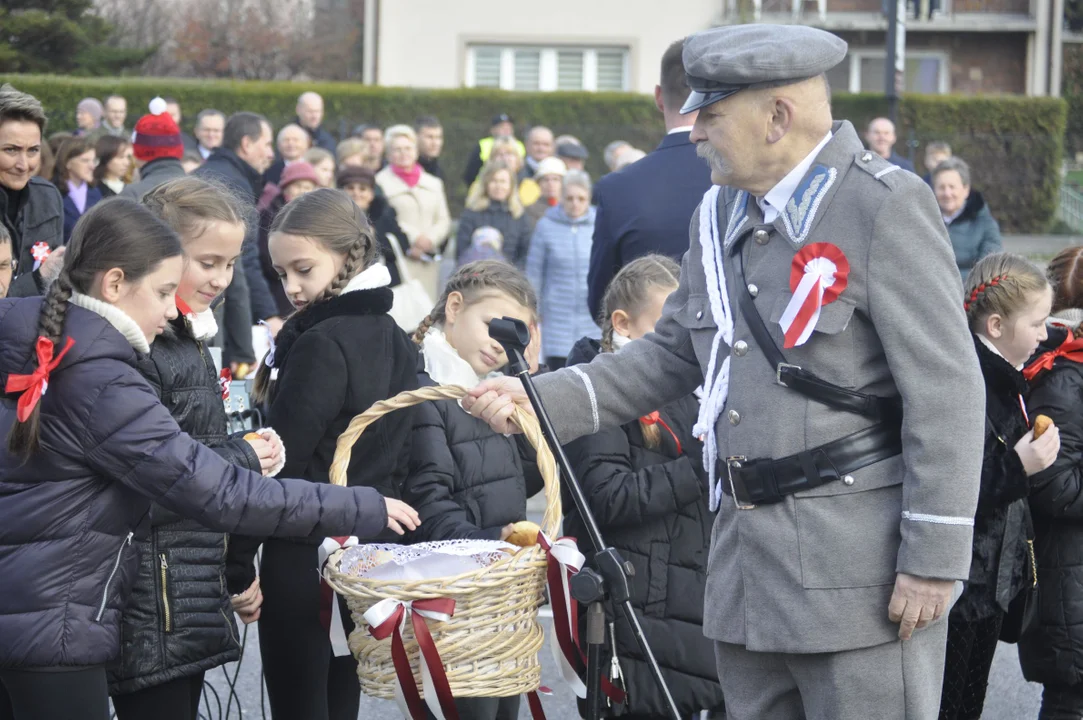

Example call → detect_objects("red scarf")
391 163 422 188
1024 328 1083 381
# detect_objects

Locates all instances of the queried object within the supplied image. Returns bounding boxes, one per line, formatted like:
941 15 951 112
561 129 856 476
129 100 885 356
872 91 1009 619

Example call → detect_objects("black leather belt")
722 420 903 509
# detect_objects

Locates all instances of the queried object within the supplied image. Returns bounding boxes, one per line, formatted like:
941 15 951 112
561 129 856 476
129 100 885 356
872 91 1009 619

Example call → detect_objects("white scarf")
181 305 218 342
68 292 150 353
611 332 631 350
341 264 392 294
421 326 502 391
693 185 736 512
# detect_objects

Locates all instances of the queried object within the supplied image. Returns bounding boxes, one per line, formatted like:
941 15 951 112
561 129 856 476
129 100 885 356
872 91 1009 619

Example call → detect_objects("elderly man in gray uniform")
466 24 984 720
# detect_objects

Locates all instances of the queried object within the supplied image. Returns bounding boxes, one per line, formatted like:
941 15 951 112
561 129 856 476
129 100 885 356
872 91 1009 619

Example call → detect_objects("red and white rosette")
318 536 359 657
778 242 850 349
363 596 458 720
30 242 51 272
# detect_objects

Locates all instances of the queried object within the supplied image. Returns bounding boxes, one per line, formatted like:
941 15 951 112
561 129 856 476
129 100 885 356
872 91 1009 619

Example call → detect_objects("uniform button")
842 475 855 486
696 310 703 320
733 340 748 356
727 409 741 426
753 230 769 245
747 284 759 298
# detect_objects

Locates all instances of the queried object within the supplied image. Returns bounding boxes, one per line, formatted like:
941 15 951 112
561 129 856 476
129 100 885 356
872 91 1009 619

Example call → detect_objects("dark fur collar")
973 333 1028 396
273 287 393 367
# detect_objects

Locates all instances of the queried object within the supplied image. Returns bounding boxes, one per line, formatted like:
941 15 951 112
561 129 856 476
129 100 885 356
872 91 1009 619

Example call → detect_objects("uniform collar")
757 131 833 223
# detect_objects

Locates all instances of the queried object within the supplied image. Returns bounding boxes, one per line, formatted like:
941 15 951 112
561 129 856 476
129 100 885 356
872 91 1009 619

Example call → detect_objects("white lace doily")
339 540 518 581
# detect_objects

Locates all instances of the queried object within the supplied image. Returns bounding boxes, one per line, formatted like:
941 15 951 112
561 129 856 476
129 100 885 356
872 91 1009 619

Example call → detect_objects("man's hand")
888 572 955 640
462 377 535 435
39 246 66 283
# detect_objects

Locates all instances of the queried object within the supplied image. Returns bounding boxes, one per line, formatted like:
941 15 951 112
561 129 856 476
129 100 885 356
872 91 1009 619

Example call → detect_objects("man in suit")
586 38 712 320
867 116 916 172
464 24 984 720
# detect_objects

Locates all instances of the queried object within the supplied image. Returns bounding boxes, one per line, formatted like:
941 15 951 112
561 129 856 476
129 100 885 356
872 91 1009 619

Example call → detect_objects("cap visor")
680 89 737 114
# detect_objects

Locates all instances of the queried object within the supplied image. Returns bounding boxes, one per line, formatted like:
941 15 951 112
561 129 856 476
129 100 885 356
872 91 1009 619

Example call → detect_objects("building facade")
362 0 1065 97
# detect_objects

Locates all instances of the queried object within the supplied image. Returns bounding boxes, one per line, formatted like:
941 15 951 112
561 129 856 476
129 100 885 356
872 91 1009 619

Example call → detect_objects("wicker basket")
322 385 562 699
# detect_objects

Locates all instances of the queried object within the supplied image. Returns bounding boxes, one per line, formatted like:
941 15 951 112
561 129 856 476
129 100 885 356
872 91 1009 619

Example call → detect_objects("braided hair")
598 254 680 449
963 252 1049 334
250 188 378 403
7 199 183 456
413 260 537 346
1047 246 1083 318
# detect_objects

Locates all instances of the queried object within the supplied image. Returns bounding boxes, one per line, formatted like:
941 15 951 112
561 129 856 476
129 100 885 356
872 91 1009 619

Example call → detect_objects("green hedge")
0 74 1067 232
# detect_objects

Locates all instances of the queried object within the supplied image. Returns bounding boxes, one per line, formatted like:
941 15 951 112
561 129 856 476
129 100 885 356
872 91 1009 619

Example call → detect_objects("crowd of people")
0 21 1054 720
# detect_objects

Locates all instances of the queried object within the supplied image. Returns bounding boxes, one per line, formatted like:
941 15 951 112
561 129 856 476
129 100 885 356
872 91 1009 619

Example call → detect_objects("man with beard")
463 23 983 720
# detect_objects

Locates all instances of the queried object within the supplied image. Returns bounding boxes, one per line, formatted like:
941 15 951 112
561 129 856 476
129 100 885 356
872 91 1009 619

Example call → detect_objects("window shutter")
557 51 584 91
596 51 626 91
473 47 502 89
514 49 541 91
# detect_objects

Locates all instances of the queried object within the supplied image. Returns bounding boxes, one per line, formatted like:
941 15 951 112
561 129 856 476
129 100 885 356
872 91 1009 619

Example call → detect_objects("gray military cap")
680 25 848 114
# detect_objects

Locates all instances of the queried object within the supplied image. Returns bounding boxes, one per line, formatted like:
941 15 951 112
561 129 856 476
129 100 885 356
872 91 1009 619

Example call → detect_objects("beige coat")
375 167 451 248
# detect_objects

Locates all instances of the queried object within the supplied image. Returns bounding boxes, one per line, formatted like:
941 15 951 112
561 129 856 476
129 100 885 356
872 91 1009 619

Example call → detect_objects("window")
466 45 629 92
830 50 950 94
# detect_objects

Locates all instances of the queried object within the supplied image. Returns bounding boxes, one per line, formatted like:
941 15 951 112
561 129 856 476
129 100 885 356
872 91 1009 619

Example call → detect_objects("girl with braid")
0 200 417 719
562 256 725 720
252 188 420 720
939 252 1060 720
402 260 541 720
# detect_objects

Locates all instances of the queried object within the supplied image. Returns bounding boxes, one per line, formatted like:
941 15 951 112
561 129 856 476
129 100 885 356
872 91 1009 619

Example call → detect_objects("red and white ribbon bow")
4 336 75 422
364 597 458 720
778 242 850 349
538 534 588 698
317 536 359 657
30 242 51 272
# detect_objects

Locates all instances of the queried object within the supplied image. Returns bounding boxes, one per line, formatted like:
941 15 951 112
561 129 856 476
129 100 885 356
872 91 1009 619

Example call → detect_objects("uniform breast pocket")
674 295 717 370
770 294 858 389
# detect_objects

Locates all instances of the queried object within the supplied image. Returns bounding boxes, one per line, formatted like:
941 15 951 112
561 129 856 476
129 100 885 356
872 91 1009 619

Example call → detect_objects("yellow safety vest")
479 136 526 163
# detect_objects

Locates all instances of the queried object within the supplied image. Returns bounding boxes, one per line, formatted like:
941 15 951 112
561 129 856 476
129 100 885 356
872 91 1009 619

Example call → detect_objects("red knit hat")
133 97 184 162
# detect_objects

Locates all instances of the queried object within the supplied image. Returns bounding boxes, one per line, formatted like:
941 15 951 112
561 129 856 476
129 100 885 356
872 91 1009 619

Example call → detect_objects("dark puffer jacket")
108 313 263 695
2 177 64 298
1020 323 1083 686
951 335 1032 622
561 338 723 718
0 297 391 669
454 203 532 269
403 353 535 542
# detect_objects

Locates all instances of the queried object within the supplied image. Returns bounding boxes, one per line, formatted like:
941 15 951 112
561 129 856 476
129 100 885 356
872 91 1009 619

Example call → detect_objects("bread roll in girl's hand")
244 432 262 441
1033 415 1054 439
505 521 541 548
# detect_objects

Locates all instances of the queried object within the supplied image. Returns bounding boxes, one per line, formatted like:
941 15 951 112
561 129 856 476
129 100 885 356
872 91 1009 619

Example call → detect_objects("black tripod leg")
586 602 606 719
620 599 681 719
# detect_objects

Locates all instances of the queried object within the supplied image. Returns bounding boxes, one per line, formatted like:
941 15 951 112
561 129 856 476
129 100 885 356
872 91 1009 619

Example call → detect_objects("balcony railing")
722 0 1035 28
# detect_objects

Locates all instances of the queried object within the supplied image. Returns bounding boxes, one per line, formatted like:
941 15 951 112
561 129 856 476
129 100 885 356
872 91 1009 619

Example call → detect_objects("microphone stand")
488 318 681 720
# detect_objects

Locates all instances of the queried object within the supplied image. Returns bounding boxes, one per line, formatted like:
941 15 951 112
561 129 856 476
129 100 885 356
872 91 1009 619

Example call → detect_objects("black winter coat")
403 354 538 542
228 287 419 589
952 335 1032 622
1020 324 1083 686
454 203 533 269
108 314 263 695
0 297 391 669
369 191 408 288
561 338 723 718
2 177 64 299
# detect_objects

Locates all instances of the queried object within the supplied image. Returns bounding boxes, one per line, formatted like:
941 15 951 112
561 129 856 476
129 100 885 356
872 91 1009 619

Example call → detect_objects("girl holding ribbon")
0 198 418 720
562 255 725 720
940 252 1060 720
106 177 281 720
249 188 421 720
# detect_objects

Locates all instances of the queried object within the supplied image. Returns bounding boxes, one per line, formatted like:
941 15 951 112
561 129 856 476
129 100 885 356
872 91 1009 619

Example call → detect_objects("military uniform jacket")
534 121 985 654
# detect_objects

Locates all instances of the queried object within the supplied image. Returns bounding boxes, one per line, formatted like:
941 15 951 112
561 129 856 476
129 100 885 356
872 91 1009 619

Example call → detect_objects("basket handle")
329 385 562 539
